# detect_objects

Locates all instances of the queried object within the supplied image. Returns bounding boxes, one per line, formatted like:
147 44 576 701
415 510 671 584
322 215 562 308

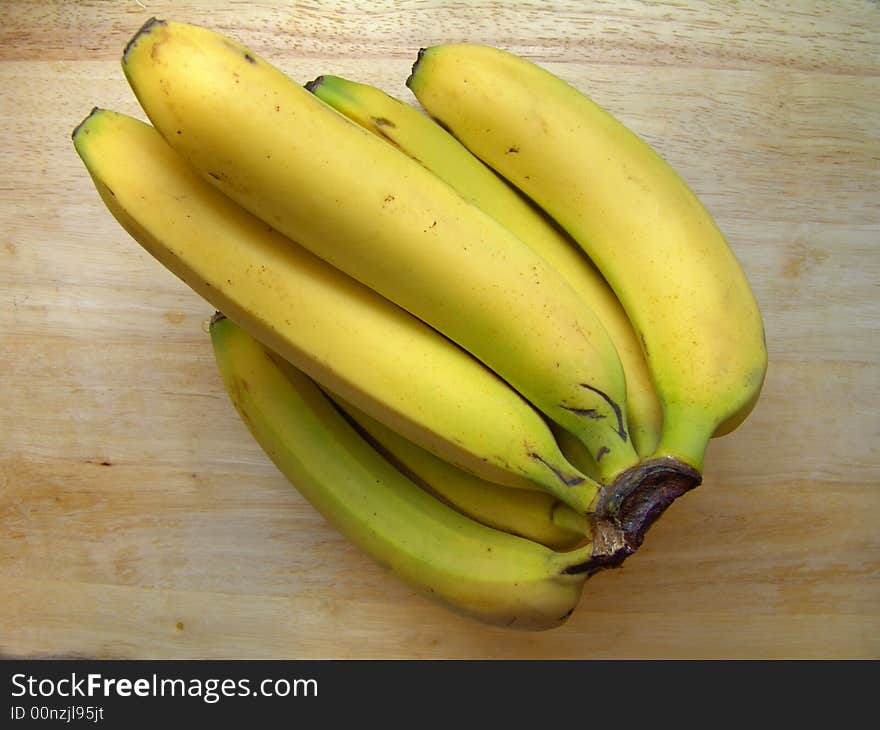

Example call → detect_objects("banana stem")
580 457 702 574
651 407 716 473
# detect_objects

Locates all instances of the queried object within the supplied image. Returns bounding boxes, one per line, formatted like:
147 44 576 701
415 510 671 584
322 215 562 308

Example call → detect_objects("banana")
549 423 600 482
72 107 601 511
325 392 591 550
407 44 767 474
308 74 663 459
210 314 593 630
121 18 641 481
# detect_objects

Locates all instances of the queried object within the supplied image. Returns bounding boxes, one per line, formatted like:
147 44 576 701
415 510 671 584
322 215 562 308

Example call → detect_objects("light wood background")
1 1 877 659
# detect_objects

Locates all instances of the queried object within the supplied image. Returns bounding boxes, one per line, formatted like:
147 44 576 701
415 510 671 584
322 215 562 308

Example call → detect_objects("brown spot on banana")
560 405 605 420
579 383 628 441
527 453 584 488
371 124 403 151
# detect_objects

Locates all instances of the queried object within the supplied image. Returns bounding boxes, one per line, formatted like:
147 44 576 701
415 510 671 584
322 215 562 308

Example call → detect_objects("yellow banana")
325 392 591 550
121 18 641 481
308 74 663 459
210 314 594 630
72 108 600 510
408 44 767 475
550 423 600 482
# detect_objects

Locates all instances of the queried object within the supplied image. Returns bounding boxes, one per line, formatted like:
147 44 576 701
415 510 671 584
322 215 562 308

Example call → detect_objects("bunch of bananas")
73 19 767 630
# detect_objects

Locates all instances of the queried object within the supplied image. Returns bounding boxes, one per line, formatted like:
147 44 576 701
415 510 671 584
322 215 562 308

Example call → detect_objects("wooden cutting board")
1 1 877 659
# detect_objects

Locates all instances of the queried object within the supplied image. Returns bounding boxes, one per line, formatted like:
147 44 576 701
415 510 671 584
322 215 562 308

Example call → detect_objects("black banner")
0 659 867 725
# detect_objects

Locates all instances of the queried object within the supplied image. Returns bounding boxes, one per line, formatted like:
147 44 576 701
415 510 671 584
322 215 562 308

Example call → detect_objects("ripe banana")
549 423 600 482
407 44 767 474
308 74 663 459
210 314 594 630
325 392 591 550
72 108 601 510
121 18 642 481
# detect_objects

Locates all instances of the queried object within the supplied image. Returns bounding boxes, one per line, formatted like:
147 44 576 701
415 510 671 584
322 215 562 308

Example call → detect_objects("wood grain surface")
1 1 878 659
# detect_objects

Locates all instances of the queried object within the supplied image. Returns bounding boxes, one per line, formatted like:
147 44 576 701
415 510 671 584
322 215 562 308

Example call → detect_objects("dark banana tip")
303 75 325 93
209 311 228 328
123 16 166 63
405 47 427 89
71 106 102 142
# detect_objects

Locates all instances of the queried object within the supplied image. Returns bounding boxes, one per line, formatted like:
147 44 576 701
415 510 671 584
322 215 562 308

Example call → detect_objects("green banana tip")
122 16 166 64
